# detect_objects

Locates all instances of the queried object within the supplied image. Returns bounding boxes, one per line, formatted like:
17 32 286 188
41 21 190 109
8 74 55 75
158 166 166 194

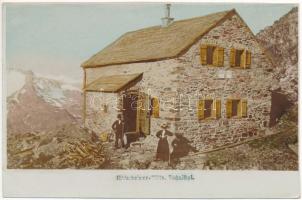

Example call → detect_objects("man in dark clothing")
112 114 125 148
156 123 173 161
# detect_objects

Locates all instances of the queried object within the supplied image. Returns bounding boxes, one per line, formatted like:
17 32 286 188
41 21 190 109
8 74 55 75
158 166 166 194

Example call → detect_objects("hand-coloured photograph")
4 2 298 171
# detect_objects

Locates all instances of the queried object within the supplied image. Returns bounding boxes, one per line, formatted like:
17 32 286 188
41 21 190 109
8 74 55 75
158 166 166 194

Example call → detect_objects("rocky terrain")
6 69 108 169
204 105 298 170
256 7 298 103
7 124 107 169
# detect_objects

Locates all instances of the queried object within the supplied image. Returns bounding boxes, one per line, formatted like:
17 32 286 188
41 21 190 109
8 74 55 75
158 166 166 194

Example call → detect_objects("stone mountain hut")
81 6 277 151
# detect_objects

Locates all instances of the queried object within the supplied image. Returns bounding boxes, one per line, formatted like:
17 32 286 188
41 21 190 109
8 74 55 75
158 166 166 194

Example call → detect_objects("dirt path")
101 136 207 170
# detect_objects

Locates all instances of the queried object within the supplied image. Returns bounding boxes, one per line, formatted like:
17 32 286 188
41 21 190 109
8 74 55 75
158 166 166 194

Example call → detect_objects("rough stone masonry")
83 10 277 152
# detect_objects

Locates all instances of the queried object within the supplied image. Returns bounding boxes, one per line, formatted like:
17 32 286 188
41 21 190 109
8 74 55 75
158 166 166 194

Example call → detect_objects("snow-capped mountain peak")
6 68 83 135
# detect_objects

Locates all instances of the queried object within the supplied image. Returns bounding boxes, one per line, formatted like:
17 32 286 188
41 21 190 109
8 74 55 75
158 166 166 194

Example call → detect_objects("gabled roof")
82 9 236 68
84 73 143 92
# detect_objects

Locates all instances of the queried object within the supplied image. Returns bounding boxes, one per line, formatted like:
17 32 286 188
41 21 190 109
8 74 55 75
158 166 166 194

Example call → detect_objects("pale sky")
4 3 297 82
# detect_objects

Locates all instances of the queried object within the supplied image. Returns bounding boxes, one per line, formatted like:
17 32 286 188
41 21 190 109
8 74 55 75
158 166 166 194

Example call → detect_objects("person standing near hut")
155 123 173 161
112 114 125 148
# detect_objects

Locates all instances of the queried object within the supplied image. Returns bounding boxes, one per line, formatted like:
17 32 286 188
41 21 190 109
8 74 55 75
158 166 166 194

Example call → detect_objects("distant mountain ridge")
7 69 83 135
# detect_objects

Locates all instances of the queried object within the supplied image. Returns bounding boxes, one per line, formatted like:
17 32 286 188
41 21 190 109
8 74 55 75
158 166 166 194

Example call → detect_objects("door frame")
136 91 151 135
122 91 139 133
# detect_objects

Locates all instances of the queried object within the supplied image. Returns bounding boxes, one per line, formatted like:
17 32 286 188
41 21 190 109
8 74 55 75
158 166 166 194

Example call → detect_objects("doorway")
136 92 151 135
122 91 151 135
123 93 138 133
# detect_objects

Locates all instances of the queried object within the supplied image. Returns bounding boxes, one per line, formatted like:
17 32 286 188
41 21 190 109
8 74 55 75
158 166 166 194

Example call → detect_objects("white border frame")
1 0 301 198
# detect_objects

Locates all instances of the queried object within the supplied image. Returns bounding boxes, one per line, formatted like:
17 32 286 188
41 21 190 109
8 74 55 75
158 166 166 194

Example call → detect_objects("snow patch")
33 77 66 108
35 72 81 86
61 84 81 91
6 68 81 109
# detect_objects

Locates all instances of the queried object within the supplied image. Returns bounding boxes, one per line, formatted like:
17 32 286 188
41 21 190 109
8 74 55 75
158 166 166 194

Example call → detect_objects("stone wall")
84 13 277 151
175 14 277 151
85 59 182 135
85 92 119 134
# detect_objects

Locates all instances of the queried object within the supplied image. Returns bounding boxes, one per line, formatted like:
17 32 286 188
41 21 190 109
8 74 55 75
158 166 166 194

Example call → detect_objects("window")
204 100 213 118
235 50 244 67
206 46 215 65
231 99 241 117
151 97 159 118
226 99 247 118
230 48 251 68
200 45 224 67
197 99 221 120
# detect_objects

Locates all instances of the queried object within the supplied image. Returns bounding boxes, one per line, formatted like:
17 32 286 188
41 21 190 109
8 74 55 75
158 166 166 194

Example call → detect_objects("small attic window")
230 48 252 68
200 44 224 67
206 46 216 65
235 50 244 67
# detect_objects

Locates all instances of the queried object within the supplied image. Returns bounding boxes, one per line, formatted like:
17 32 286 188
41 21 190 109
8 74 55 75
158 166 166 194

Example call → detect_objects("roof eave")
83 73 143 92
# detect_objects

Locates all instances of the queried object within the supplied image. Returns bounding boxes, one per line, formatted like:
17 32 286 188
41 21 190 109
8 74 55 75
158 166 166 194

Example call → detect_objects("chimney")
161 4 174 27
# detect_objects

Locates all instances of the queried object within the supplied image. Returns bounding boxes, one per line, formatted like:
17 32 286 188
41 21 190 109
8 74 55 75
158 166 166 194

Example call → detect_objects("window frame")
204 99 215 119
231 99 241 117
200 44 224 67
226 98 248 119
230 48 252 69
197 98 221 120
234 49 244 67
206 46 216 66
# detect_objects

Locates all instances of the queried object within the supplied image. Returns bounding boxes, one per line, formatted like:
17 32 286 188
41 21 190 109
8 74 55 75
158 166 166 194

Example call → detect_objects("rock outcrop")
7 124 107 169
256 7 298 103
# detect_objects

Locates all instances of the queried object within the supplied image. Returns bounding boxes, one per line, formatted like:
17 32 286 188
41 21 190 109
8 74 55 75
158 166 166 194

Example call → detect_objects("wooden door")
136 92 150 135
123 93 138 132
